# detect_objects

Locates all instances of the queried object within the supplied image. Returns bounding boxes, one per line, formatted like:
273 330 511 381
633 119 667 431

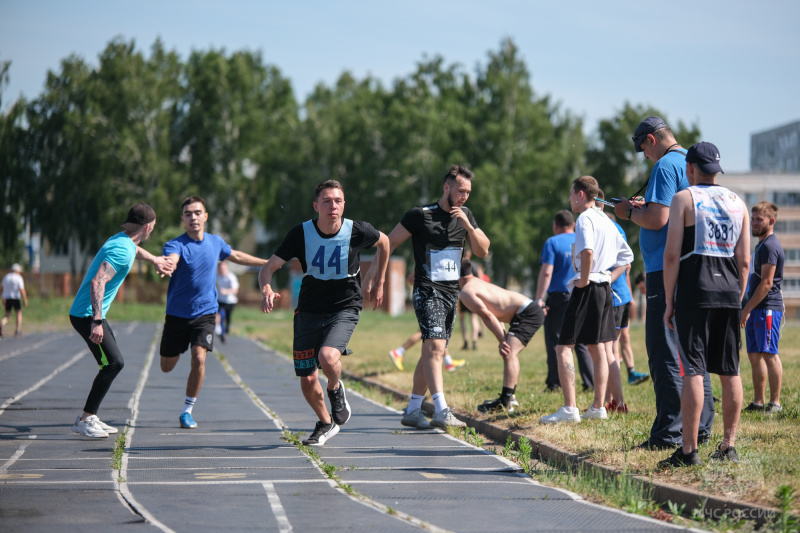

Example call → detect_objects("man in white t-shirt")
540 176 633 424
215 261 240 342
2 264 28 337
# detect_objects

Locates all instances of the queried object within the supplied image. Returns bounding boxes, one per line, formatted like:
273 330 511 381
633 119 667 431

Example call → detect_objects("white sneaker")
581 406 608 420
401 408 431 429
96 418 119 434
71 415 109 438
539 406 581 424
431 408 466 428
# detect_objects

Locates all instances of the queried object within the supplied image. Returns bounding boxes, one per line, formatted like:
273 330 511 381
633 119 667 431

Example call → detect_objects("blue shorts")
745 308 782 355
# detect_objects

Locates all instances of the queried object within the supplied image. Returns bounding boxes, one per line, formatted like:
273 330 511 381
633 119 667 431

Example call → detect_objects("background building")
751 120 800 172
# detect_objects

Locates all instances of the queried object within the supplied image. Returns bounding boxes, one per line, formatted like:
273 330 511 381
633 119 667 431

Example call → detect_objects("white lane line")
3 478 542 487
0 350 87 417
115 327 177 533
0 435 37 475
0 334 67 362
262 482 293 533
220 345 452 533
122 322 138 335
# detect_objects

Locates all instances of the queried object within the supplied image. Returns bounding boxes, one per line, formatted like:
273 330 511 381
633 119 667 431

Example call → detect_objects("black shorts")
614 302 631 329
293 309 360 377
413 285 458 344
507 301 544 346
4 299 21 311
558 282 616 345
160 314 216 357
673 307 740 376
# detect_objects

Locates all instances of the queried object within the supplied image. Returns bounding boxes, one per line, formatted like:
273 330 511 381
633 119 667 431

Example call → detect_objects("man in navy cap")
613 117 715 450
660 142 749 467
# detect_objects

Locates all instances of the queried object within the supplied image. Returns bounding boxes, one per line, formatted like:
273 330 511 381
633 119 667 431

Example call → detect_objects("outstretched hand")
261 288 281 313
153 256 174 278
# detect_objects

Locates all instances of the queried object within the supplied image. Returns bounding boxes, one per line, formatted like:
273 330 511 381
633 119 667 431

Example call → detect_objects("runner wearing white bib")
661 142 750 468
387 165 490 429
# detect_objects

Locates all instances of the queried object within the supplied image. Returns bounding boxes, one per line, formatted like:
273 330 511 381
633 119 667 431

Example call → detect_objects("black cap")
686 142 724 174
121 203 156 229
632 116 668 152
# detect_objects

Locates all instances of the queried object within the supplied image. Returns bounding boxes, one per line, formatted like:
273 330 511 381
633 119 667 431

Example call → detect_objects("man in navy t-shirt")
741 201 785 414
160 196 267 430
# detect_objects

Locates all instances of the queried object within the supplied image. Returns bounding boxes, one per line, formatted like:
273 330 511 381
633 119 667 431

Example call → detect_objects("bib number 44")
311 245 341 275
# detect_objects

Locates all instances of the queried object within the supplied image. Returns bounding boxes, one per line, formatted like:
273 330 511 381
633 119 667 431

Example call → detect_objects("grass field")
21 297 800 520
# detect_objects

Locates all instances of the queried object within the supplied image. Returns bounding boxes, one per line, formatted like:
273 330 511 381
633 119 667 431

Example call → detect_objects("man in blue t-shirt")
160 196 267 430
69 204 174 438
613 117 714 451
741 201 785 414
535 210 594 393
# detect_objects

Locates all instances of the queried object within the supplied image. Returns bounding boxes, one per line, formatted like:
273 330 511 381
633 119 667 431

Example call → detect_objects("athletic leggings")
69 315 125 415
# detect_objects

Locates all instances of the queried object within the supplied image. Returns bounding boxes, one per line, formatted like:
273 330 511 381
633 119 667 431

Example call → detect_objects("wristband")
626 207 633 220
92 319 103 325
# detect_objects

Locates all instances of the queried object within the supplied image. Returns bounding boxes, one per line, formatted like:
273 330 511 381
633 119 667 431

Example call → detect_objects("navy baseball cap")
632 116 668 152
686 142 724 174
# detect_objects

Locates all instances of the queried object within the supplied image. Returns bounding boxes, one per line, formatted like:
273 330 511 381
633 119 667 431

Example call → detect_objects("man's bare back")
459 277 530 324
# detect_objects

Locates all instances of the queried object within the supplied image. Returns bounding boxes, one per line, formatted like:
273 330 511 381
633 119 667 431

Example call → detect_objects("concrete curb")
345 371 783 529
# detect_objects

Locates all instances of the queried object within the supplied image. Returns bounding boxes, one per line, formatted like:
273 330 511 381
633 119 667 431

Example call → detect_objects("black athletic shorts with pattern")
412 285 458 344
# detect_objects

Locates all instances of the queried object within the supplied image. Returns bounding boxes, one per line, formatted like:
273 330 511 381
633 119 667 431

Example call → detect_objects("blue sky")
2 0 798 172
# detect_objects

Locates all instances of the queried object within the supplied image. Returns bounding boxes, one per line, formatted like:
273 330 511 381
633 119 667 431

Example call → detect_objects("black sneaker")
478 395 508 413
635 438 678 451
710 444 739 463
302 421 339 446
328 380 351 426
743 402 765 412
765 402 783 414
543 383 561 393
658 448 701 468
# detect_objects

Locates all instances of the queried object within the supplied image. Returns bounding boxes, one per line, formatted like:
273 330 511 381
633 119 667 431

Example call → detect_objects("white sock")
443 354 453 365
407 394 424 413
563 405 578 413
395 346 406 356
432 392 447 413
182 396 196 415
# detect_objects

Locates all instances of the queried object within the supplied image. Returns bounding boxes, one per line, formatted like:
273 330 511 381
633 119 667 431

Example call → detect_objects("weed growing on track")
111 430 126 471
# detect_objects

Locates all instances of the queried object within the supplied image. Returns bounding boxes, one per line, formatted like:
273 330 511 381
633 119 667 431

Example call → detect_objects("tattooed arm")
88 261 117 344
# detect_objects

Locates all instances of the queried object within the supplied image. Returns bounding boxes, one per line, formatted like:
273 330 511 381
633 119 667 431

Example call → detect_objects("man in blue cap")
614 117 714 450
660 142 749 467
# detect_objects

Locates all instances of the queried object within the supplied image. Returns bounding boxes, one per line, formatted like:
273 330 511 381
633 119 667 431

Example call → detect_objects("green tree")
172 49 298 247
0 60 31 266
472 39 585 286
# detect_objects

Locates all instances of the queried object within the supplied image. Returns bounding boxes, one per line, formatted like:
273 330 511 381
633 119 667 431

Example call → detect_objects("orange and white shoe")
388 348 404 371
445 359 466 372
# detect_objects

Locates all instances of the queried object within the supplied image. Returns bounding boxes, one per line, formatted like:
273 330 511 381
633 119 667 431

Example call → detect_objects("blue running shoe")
179 412 197 429
628 370 650 386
